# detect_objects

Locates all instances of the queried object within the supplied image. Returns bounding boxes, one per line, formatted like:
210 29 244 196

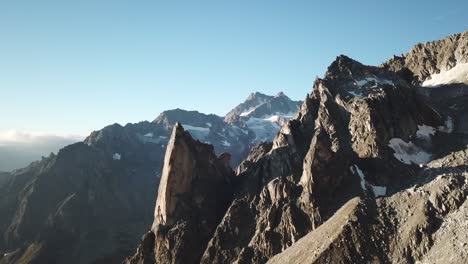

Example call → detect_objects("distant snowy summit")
224 91 302 142
84 91 301 166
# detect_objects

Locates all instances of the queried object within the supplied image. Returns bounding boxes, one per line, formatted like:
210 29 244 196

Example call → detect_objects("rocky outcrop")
268 148 468 264
125 123 234 264
383 31 468 84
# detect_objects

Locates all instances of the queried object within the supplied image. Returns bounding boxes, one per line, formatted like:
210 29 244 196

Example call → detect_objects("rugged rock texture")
383 31 468 84
199 54 441 264
126 31 468 264
0 93 293 264
268 149 468 264
124 123 234 264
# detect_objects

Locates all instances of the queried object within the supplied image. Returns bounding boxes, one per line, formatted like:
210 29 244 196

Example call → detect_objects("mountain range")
1 31 468 264
0 92 301 264
124 31 468 264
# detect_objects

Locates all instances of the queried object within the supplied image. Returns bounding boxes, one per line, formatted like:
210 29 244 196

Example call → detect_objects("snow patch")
388 138 432 165
181 124 210 142
350 165 367 191
355 77 394 87
182 124 210 132
371 185 387 197
422 63 468 87
438 117 454 133
240 108 257 117
348 91 364 97
350 165 386 197
349 77 394 97
206 122 212 127
113 153 121 160
221 140 231 147
137 133 167 144
264 115 281 123
246 117 281 143
416 125 436 140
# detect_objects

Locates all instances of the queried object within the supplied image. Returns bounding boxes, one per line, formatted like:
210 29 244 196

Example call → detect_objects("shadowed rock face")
124 123 234 264
125 31 468 264
0 139 163 264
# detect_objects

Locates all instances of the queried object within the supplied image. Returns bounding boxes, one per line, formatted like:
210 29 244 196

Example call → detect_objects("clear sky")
1 0 467 137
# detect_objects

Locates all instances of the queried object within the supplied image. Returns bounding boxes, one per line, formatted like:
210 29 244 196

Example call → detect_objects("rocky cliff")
125 31 468 264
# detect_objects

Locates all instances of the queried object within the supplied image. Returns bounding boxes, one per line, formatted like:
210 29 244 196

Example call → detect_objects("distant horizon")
2 0 467 137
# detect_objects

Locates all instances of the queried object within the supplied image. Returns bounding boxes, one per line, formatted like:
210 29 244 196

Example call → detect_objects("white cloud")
0 130 84 171
0 130 83 145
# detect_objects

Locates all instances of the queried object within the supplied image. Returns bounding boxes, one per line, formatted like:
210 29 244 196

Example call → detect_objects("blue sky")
1 0 467 137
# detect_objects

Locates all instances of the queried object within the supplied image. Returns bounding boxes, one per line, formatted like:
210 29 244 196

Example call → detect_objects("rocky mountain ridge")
125 31 468 264
0 92 299 264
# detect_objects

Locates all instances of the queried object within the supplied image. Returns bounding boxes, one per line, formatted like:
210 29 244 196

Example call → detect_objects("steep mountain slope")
268 149 468 264
0 93 294 264
0 122 165 264
125 31 468 264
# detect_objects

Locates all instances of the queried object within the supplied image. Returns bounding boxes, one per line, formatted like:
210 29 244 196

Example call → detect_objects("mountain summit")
225 92 302 142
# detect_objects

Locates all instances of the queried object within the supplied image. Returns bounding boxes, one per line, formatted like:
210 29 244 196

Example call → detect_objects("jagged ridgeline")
125 31 468 264
0 93 300 264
